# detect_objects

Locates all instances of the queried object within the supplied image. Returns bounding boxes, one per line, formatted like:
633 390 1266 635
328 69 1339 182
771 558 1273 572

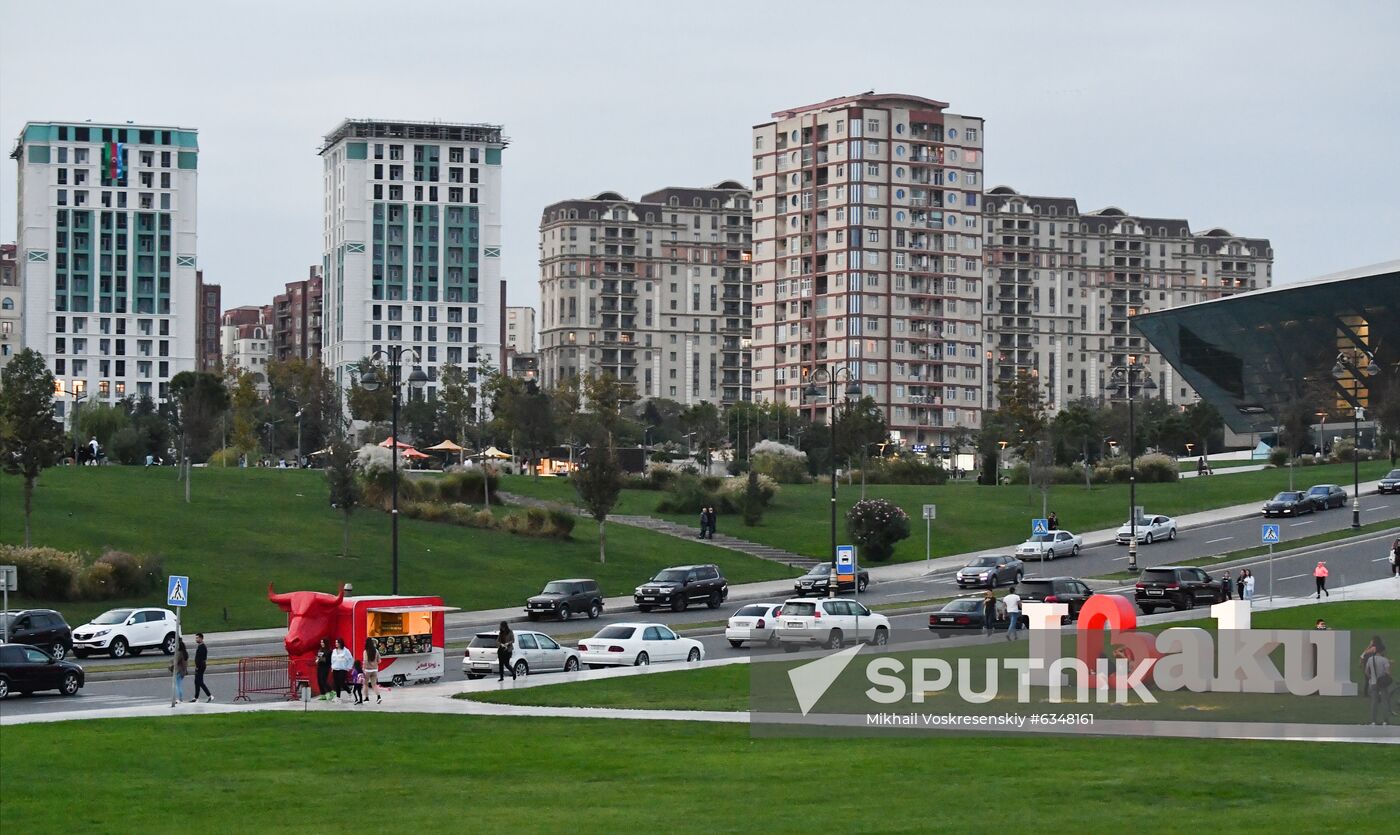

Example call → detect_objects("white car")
1015 530 1082 561
1115 515 1177 545
776 598 890 651
463 630 581 680
71 607 178 659
577 623 705 668
725 603 783 648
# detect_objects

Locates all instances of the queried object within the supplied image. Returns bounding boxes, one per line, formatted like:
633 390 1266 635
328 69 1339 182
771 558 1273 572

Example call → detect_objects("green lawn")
0 467 796 631
1 713 1395 832
503 460 1396 563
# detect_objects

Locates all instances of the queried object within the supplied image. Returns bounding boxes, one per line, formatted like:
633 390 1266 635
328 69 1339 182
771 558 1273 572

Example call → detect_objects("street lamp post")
996 440 1008 486
1333 350 1379 530
358 347 428 595
1110 364 1158 572
803 366 862 598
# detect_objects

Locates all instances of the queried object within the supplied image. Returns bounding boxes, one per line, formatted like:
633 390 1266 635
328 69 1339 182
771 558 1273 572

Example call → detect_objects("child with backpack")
350 660 366 705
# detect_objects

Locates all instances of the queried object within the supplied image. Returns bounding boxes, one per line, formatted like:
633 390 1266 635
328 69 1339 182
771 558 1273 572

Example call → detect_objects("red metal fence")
234 656 297 701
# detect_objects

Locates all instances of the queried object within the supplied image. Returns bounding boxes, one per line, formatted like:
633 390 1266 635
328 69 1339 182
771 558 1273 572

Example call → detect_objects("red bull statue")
268 583 344 695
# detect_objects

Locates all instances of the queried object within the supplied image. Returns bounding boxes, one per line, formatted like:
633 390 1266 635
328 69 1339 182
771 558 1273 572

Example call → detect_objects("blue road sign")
836 545 856 576
1032 518 1049 536
1260 524 1281 545
167 575 190 608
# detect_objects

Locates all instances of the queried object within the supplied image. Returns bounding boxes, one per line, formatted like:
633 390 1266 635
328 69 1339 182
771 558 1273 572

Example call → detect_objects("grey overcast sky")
2 0 1397 316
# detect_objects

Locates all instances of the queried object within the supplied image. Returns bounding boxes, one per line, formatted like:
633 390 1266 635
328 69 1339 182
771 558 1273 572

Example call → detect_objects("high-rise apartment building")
751 93 985 446
320 119 506 401
12 121 200 420
196 270 221 371
220 305 271 390
505 305 535 354
273 265 323 363
537 182 753 405
981 187 1273 409
0 243 19 370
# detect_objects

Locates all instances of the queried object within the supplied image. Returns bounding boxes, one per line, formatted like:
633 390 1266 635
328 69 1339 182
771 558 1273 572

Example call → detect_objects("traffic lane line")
1289 520 1315 526
1206 537 1234 544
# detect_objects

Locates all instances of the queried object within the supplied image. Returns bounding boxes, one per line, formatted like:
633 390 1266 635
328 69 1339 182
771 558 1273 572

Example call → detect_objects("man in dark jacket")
192 633 213 702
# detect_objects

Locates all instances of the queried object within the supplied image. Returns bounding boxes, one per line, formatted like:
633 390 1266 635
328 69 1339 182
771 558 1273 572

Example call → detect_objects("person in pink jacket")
1313 561 1330 599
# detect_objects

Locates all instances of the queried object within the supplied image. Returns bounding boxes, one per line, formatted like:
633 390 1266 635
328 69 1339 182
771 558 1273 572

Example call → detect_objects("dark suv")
792 563 870 597
1136 566 1226 612
0 609 73 660
1015 578 1094 621
525 579 603 621
634 564 728 612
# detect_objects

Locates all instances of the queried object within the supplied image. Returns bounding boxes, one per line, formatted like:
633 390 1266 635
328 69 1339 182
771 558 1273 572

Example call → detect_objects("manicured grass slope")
1 713 1395 832
504 461 1395 562
0 467 795 630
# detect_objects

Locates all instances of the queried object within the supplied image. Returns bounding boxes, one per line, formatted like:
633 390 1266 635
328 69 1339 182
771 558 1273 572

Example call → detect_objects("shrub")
719 472 778 506
655 474 719 515
751 441 811 484
547 506 577 538
470 509 496 529
1269 447 1290 467
739 470 765 526
109 427 146 465
95 550 162 596
861 457 949 485
0 545 163 602
76 561 119 600
1 546 83 599
1110 463 1133 483
206 447 244 468
845 499 911 563
1134 453 1179 483
433 469 498 504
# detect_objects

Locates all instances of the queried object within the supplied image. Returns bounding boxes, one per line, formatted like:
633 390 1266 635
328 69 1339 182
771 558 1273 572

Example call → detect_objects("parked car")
71 607 178 659
463 630 581 679
634 564 728 612
0 643 84 699
1135 566 1227 612
1261 491 1315 517
524 578 603 621
1015 577 1094 621
792 563 870 596
0 609 73 660
955 555 1023 588
928 598 1007 637
1306 484 1348 510
776 598 890 651
1115 515 1177 545
725 603 783 648
1015 530 1082 561
578 623 705 668
1378 469 1400 494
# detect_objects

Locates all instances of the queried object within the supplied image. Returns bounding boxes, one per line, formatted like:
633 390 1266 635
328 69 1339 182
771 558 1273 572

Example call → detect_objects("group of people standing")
171 633 213 704
696 506 719 540
314 637 382 705
1219 569 1257 603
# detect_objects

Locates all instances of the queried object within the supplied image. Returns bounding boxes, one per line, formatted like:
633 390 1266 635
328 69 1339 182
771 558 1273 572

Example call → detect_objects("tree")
401 397 437 445
834 396 888 490
1052 398 1103 490
582 371 634 440
979 371 1047 484
739 469 765 526
74 402 130 451
1182 401 1225 458
169 371 230 501
267 358 339 458
488 373 555 480
680 401 724 473
324 433 362 558
347 358 391 424
227 369 263 455
0 349 65 546
845 498 911 562
573 431 623 564
436 363 478 449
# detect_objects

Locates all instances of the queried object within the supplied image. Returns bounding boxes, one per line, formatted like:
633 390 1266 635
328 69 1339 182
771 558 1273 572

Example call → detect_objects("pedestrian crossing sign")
1260 524 1280 545
1032 518 1049 536
167 575 189 607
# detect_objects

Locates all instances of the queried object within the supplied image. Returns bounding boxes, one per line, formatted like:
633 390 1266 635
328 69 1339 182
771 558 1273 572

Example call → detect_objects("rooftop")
320 118 507 154
769 91 952 120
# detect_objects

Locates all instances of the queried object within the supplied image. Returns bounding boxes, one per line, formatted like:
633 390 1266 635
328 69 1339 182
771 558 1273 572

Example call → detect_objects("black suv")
792 563 870 597
1136 566 1226 612
0 609 73 660
1015 577 1094 621
525 579 603 621
634 564 728 612
0 643 84 699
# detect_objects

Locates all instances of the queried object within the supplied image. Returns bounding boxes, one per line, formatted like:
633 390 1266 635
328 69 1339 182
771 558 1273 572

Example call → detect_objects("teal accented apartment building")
11 121 199 421
319 119 506 403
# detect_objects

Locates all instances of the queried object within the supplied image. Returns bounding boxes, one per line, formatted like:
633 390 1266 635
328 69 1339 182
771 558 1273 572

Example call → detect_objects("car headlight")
92 628 110 638
980 572 992 578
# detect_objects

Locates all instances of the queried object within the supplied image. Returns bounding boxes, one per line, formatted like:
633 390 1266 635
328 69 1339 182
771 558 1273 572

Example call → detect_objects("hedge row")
0 545 164 602
399 502 576 540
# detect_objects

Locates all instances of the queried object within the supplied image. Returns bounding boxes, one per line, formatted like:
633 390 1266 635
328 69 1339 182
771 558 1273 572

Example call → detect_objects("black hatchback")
0 609 74 660
0 643 85 699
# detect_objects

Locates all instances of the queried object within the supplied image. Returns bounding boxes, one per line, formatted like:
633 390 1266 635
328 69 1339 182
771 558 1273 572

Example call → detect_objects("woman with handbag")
497 621 517 682
171 639 189 704
314 638 333 701
362 637 382 704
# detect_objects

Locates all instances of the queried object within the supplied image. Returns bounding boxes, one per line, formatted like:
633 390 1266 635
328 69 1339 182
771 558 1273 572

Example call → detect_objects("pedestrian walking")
697 507 709 539
1389 538 1400 578
1243 570 1256 605
981 590 997 637
315 638 333 700
330 638 354 701
1235 570 1247 601
362 637 382 704
1047 512 1059 531
497 621 517 681
350 660 366 705
1221 570 1233 600
171 639 189 704
706 506 718 538
191 632 213 702
1313 561 1330 598
1363 637 1393 725
1003 588 1022 642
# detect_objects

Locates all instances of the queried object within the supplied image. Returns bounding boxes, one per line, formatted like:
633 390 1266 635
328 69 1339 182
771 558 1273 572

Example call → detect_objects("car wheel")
858 577 869 593
1144 533 1153 545
826 629 845 650
466 674 483 680
687 647 701 662
588 602 602 619
564 657 580 673
50 642 67 660
162 632 177 655
1072 544 1080 556
558 605 570 621
1015 571 1024 584
729 640 743 649
513 660 529 678
672 596 687 613
391 674 407 687
1046 549 1055 561
708 592 722 609
1168 528 1177 541
765 634 779 648
1176 595 1194 611
61 672 81 696
1139 605 1155 615
873 627 889 646
109 637 129 659
0 677 8 699
634 652 650 666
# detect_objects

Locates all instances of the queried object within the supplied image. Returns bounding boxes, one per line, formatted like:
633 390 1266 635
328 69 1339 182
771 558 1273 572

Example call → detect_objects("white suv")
776 598 889 651
71 607 178 659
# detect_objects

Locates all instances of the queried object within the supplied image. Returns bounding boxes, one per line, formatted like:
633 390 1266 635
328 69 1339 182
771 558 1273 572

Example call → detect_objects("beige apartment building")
537 182 753 405
751 93 986 448
0 243 18 371
982 187 1273 409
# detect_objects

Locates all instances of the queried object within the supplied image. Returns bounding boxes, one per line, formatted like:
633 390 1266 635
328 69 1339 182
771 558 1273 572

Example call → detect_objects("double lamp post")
1109 363 1157 572
803 365 861 597
358 346 427 595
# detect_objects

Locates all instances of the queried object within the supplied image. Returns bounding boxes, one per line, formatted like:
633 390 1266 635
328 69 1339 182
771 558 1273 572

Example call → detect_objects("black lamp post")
803 366 862 597
1110 363 1157 572
358 347 428 595
1333 351 1378 530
